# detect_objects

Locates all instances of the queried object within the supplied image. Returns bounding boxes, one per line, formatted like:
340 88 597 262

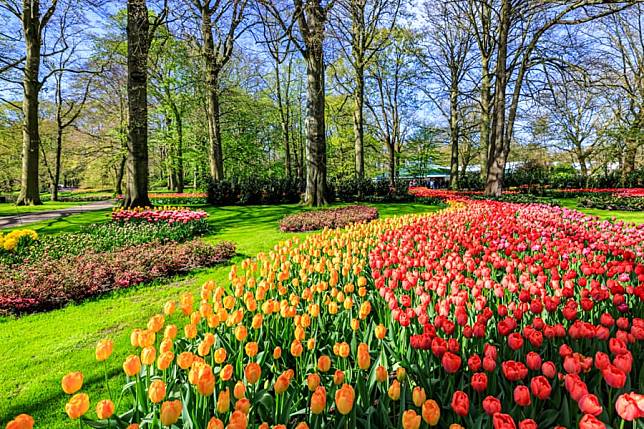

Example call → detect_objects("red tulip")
493 413 517 429
471 372 488 392
513 385 531 407
615 393 643 421
450 390 469 417
518 419 538 429
601 364 626 389
441 352 461 374
483 396 502 416
578 414 606 429
529 376 551 400
578 394 603 417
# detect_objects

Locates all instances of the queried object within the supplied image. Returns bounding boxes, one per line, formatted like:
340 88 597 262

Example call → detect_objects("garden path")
0 200 114 229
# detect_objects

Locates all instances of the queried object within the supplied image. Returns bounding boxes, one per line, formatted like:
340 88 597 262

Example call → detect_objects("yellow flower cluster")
0 229 38 252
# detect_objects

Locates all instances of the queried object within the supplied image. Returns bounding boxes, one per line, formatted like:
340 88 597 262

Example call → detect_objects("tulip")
235 398 251 414
234 381 246 399
375 365 388 383
141 346 156 366
216 388 230 413
333 370 345 385
578 414 606 429
615 393 643 421
160 400 182 426
214 347 227 364
518 419 537 429
375 324 387 339
61 371 83 395
244 362 261 384
307 373 321 391
220 364 233 382
335 384 355 415
196 365 215 396
207 417 224 429
310 386 327 414
451 390 469 417
402 410 421 429
422 399 440 426
388 380 401 400
493 413 517 429
601 364 626 389
412 386 426 407
148 379 166 403
471 372 488 392
514 385 531 407
529 376 551 400
274 373 290 394
65 393 90 419
482 396 502 416
123 355 141 377
318 355 331 372
357 343 371 370
578 394 603 417
441 352 462 373
95 339 113 361
5 414 34 429
96 399 115 420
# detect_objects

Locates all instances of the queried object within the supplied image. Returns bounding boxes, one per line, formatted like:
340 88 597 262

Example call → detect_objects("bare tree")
0 0 64 205
258 0 335 206
330 0 400 180
419 1 474 189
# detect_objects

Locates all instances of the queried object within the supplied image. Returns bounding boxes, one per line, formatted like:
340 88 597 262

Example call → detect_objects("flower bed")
0 229 37 253
11 200 644 428
279 205 379 232
0 240 235 314
111 207 208 223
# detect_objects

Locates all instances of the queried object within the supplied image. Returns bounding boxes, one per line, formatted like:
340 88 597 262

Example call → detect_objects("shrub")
279 205 379 232
330 177 415 202
578 194 644 211
0 240 236 314
207 177 303 205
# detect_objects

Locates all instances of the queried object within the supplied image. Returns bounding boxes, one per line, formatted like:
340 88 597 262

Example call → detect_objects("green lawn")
0 201 440 427
556 198 644 224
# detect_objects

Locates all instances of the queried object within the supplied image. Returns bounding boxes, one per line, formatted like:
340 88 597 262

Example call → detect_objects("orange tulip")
157 351 174 371
422 399 440 426
196 365 215 396
207 417 224 429
65 393 90 419
95 339 113 361
177 351 194 369
228 410 248 429
449 425 464 429
234 380 246 399
5 414 34 429
123 355 141 377
138 330 155 348
235 398 251 414
148 380 166 403
245 342 258 357
306 373 321 391
160 400 182 426
214 347 227 364
412 386 426 407
375 324 387 340
61 371 83 394
184 323 197 339
160 338 173 354
402 410 421 429
96 399 115 420
290 339 303 357
141 346 156 366
235 326 248 341
147 314 165 332
244 362 261 384
126 424 140 429
318 355 331 372
375 365 388 383
217 388 231 413
388 380 401 400
274 372 290 394
333 370 345 385
220 364 234 382
310 386 327 414
163 300 176 315
334 384 355 415
396 367 407 381
337 342 350 358
357 343 370 370
273 346 282 359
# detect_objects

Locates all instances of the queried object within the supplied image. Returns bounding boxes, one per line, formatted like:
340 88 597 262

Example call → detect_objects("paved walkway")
0 200 114 229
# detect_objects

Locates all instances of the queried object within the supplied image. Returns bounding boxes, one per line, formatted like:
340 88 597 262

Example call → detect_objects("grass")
0 201 440 427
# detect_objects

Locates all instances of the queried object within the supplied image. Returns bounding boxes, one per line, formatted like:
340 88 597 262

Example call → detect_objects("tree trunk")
386 134 395 188
275 62 291 177
16 0 43 206
353 67 365 180
52 127 63 201
479 55 491 182
174 108 184 193
115 155 126 195
124 0 152 208
484 0 510 197
449 79 459 190
304 46 327 206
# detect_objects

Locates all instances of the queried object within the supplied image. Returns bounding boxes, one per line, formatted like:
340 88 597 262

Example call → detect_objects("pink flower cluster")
111 207 208 224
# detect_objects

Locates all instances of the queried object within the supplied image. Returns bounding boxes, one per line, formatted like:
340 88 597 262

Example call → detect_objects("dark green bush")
207 177 302 205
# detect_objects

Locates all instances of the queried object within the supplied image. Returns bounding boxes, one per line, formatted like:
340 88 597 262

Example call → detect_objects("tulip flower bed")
115 193 209 205
11 199 644 429
112 207 208 224
0 239 235 315
279 205 379 232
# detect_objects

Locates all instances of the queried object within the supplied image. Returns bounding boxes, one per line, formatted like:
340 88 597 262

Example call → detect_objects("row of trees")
0 0 642 206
